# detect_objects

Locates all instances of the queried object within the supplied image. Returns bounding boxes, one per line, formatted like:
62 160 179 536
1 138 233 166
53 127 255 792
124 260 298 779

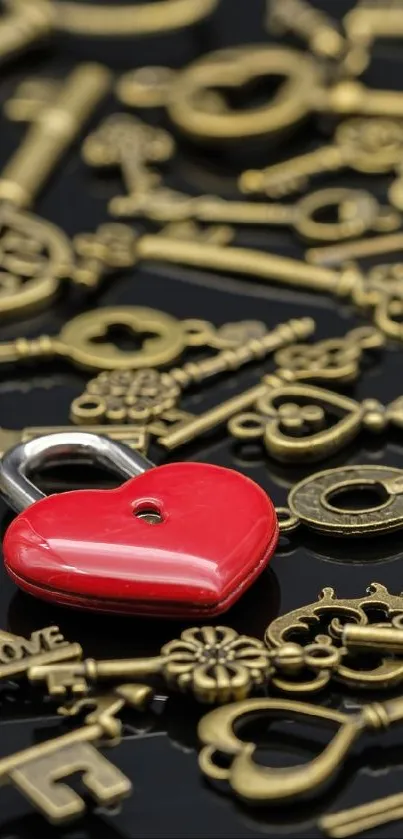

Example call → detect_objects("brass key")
133 225 403 341
0 63 110 317
29 626 271 705
240 118 403 197
108 184 397 242
82 113 175 216
71 316 315 424
154 326 383 451
0 684 151 824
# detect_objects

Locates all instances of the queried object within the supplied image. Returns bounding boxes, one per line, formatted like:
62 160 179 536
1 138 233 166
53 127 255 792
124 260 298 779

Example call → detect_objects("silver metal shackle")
0 432 154 513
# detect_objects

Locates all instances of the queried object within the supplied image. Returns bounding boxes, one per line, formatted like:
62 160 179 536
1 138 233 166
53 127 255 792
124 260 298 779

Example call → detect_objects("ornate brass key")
131 229 403 340
70 316 314 424
229 383 403 464
0 683 151 823
0 306 197 371
0 63 110 318
29 626 271 705
240 118 403 197
82 114 175 216
0 626 81 683
198 693 403 804
154 326 384 451
107 184 397 243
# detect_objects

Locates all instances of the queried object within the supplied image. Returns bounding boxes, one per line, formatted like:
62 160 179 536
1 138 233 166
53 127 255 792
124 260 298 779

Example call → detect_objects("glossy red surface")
3 462 278 617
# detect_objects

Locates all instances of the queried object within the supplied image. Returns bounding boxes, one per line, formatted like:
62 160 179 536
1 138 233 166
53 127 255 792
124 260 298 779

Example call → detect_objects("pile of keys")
3 0 403 837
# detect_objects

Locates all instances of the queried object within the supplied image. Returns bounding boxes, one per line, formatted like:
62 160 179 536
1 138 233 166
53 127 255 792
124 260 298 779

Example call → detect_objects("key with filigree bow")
0 683 151 823
70 316 314 424
107 184 399 243
239 118 403 198
29 626 271 705
82 113 175 215
0 63 110 318
228 382 403 464
151 326 384 451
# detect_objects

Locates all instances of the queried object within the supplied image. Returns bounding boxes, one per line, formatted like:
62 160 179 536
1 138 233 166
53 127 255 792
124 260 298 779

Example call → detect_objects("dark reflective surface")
1 0 403 836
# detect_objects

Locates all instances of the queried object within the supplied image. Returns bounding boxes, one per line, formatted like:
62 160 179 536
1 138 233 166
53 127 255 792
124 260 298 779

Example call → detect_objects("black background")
1 1 403 836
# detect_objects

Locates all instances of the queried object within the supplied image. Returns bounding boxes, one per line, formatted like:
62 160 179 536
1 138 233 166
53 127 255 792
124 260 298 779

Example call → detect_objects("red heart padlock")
0 434 278 617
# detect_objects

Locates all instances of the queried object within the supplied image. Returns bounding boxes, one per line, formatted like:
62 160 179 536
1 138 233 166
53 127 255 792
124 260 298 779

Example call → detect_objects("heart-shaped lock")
0 433 278 617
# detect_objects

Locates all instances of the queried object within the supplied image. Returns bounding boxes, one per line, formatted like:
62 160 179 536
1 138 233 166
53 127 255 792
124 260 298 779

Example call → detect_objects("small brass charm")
278 464 403 537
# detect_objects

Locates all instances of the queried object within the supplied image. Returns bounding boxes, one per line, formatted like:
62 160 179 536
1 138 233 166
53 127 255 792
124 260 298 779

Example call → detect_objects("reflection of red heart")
3 463 278 617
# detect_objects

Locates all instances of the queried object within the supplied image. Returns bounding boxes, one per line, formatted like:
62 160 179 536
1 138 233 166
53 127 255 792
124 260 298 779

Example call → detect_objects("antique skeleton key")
82 114 175 216
71 316 315 424
0 626 81 683
150 327 383 451
0 308 310 373
0 63 110 318
108 184 397 242
29 626 271 705
228 383 403 464
240 118 403 197
0 684 151 823
130 229 403 340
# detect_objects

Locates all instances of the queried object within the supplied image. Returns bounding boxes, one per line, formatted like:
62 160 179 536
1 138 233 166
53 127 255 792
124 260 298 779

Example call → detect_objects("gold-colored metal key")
108 184 398 242
0 306 193 371
71 316 315 424
0 684 151 823
29 626 271 705
82 113 175 216
153 326 382 451
0 63 110 318
240 118 403 197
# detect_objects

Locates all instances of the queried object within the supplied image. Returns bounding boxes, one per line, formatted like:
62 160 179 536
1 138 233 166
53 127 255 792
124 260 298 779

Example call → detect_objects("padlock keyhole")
134 503 163 525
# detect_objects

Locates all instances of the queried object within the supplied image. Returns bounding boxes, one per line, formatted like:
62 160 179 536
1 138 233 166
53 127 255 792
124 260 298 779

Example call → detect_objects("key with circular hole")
239 118 403 198
0 308 311 373
108 185 399 242
70 316 314 424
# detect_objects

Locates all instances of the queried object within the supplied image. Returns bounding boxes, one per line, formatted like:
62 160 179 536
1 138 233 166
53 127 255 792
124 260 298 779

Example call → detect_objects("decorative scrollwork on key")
229 383 403 463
